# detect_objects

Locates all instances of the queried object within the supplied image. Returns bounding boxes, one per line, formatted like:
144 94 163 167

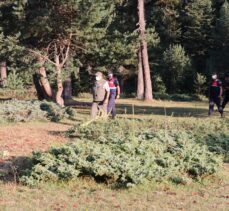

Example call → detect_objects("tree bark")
138 0 153 101
38 66 53 99
55 55 64 107
137 48 144 99
0 61 7 88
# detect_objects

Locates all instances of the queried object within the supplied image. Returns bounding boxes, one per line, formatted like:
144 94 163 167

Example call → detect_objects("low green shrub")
20 120 223 187
0 99 76 123
153 92 170 100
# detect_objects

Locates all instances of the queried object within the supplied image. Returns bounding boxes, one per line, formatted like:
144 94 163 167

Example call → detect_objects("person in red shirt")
107 71 120 118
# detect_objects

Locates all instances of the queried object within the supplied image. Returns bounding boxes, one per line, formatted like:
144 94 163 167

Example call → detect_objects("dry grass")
0 122 70 158
0 165 228 211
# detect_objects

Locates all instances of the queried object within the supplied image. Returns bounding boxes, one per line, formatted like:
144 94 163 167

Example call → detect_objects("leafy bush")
0 100 76 123
20 120 223 187
194 73 207 95
6 70 24 90
162 44 191 93
153 75 167 94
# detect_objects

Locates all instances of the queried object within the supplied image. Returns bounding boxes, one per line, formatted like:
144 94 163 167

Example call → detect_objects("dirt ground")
0 122 70 159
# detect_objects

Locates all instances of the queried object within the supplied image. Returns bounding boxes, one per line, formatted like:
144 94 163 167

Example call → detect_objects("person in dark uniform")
222 73 229 110
107 71 120 119
208 73 223 117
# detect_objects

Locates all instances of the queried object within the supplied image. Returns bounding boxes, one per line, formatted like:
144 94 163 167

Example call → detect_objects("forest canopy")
0 0 229 100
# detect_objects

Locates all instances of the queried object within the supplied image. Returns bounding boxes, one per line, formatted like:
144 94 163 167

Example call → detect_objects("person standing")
222 73 229 110
208 73 223 117
91 72 110 119
107 71 120 119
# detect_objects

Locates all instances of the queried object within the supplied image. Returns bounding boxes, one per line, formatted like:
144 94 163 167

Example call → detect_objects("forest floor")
0 99 229 211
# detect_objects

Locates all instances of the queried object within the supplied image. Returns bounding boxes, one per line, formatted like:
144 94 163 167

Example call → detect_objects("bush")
153 75 167 94
194 73 207 95
6 70 24 90
20 120 223 187
0 99 76 123
162 44 192 93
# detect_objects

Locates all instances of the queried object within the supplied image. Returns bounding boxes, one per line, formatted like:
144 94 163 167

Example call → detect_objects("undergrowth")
0 99 77 123
20 119 225 187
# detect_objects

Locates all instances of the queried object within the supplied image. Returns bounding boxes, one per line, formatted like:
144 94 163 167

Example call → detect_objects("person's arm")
116 85 120 99
114 78 120 99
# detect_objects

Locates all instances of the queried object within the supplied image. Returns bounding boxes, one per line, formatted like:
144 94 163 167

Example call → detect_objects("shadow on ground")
74 103 229 118
117 104 229 117
115 104 210 117
0 156 31 183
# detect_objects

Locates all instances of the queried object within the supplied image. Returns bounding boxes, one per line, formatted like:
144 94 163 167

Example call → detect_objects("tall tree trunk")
38 66 53 99
138 0 153 101
0 61 7 88
137 48 144 99
55 55 64 107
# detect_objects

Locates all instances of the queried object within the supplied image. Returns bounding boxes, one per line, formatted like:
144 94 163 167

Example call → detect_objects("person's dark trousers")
222 95 229 109
108 91 116 118
208 97 223 116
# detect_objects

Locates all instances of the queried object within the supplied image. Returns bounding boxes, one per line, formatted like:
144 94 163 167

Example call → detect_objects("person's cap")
95 72 103 77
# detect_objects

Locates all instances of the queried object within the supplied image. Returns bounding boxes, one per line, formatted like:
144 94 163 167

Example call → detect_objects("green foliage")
6 69 24 90
0 33 34 87
153 75 167 94
0 100 76 123
0 0 228 96
211 0 229 75
162 44 192 93
182 0 213 57
149 0 181 44
194 73 207 95
20 119 223 187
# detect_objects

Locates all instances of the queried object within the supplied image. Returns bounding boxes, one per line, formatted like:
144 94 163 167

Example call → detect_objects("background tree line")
0 0 228 102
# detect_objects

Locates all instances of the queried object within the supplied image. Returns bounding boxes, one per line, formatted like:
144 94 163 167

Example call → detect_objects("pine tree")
13 0 121 105
212 0 229 74
181 0 213 73
149 0 182 44
162 44 191 93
